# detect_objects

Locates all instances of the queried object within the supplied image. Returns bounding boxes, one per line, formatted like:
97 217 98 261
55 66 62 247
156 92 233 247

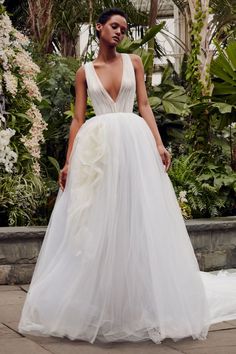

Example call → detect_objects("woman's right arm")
59 67 87 191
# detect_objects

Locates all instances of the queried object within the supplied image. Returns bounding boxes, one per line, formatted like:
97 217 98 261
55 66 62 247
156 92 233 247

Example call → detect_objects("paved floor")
1 285 236 354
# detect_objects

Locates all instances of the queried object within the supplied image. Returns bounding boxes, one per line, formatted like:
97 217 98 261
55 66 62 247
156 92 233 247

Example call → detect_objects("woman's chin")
108 41 118 48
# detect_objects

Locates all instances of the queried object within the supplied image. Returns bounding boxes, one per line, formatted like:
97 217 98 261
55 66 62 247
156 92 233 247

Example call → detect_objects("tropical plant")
173 0 236 97
117 22 165 72
171 0 236 150
169 153 236 218
7 0 149 58
210 40 236 168
211 40 236 123
146 62 189 150
36 54 81 182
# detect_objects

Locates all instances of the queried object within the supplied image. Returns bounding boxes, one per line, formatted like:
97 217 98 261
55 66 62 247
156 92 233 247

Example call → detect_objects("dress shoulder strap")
83 62 93 90
122 53 136 84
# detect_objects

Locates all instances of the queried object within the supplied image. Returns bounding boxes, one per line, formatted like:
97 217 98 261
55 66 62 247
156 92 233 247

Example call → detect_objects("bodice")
84 54 136 115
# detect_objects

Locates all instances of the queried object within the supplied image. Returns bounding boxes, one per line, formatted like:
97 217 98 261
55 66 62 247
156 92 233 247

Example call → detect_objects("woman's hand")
58 164 69 191
157 144 171 172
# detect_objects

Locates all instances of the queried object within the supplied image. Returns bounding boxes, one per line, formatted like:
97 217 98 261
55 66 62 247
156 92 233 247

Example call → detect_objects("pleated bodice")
84 53 136 115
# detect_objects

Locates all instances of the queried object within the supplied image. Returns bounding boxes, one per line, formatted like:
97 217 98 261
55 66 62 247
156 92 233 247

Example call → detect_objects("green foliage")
117 23 165 73
211 40 236 127
2 0 236 225
147 62 189 151
173 0 236 97
169 153 236 218
0 172 47 226
209 0 236 43
32 53 96 222
36 54 80 180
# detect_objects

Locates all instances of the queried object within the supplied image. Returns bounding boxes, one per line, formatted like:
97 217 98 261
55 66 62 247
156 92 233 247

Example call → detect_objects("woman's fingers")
58 172 63 191
161 151 171 172
165 151 171 171
58 171 66 191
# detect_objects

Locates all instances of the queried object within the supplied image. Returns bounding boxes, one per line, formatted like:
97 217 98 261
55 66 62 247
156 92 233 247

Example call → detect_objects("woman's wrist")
155 140 164 148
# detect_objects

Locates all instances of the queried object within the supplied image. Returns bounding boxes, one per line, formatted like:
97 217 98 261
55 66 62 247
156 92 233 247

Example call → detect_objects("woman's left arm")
131 54 171 171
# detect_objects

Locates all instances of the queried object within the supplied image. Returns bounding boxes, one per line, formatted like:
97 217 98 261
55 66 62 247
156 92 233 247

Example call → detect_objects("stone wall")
187 217 236 271
0 217 236 284
0 227 44 285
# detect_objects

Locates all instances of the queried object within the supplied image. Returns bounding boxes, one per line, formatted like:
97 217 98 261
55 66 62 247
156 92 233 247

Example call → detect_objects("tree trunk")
27 0 54 54
146 0 158 88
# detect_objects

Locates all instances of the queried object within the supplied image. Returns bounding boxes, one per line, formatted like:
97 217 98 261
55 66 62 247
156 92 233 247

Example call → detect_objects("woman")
18 8 236 344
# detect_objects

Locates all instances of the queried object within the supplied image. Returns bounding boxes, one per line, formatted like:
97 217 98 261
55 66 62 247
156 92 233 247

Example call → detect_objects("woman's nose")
115 28 121 36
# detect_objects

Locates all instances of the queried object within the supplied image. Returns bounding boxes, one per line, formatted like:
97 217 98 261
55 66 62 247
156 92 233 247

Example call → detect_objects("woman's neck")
96 42 119 63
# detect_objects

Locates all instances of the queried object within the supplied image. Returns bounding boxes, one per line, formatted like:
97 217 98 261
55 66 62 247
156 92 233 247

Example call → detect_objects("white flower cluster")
0 12 41 100
0 128 17 173
22 77 42 101
21 104 47 174
0 9 47 175
14 51 40 77
178 190 188 203
3 71 18 96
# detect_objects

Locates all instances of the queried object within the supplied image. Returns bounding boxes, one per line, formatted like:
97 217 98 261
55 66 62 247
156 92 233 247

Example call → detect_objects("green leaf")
225 41 236 70
14 113 32 121
148 96 162 107
161 64 175 86
140 23 165 45
213 82 236 95
118 22 165 53
161 89 189 115
133 48 153 71
212 102 234 114
211 60 236 86
48 156 60 174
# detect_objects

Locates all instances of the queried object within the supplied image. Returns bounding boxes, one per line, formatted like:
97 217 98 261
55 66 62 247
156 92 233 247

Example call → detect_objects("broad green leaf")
225 41 236 69
118 36 141 52
118 22 165 53
163 89 187 102
140 23 165 45
161 89 189 115
213 82 236 95
133 48 153 71
211 60 236 86
212 102 234 114
214 54 236 78
48 156 60 174
148 96 162 107
161 65 175 86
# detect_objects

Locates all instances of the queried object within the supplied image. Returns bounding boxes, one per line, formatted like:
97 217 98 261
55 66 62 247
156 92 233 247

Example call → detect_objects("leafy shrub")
169 153 236 218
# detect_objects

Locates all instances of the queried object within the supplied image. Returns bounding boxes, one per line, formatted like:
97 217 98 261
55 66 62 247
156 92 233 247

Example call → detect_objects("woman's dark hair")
96 8 128 38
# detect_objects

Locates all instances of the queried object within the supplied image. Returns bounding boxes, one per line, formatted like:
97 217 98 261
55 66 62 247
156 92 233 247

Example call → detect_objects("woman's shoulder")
127 54 143 70
75 65 87 84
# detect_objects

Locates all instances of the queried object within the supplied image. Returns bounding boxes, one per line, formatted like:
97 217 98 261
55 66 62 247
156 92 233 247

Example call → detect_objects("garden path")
1 285 236 354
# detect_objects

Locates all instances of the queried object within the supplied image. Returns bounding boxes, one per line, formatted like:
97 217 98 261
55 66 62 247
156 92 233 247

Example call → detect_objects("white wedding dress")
18 54 236 344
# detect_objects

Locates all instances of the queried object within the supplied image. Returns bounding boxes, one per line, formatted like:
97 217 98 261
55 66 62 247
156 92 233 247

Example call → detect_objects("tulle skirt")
18 113 236 343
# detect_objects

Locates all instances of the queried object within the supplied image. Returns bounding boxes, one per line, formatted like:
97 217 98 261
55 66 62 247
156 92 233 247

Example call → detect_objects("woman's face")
96 15 128 46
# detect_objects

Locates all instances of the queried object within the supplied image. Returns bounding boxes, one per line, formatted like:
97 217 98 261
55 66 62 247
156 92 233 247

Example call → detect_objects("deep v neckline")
91 54 125 104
